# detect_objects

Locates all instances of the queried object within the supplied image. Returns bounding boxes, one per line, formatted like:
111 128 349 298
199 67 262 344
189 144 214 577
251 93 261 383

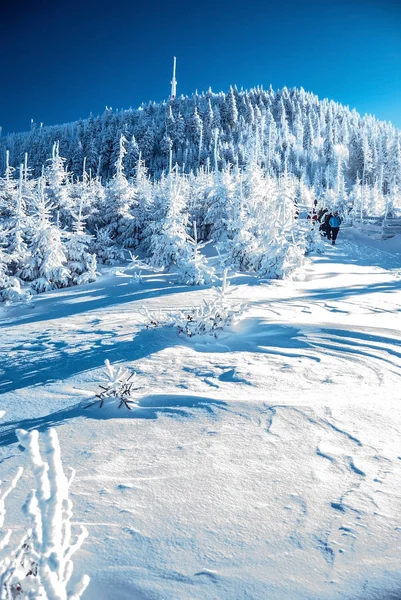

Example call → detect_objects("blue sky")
0 0 400 133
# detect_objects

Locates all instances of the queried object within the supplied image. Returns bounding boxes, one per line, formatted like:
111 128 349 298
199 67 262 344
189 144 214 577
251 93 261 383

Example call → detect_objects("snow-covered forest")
2 86 401 190
0 137 315 301
1 84 401 303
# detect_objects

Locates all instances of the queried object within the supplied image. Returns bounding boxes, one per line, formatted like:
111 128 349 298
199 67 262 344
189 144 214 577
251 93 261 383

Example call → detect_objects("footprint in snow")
348 459 366 477
203 378 219 388
194 570 219 582
117 482 136 490
330 502 346 513
314 535 335 565
316 446 336 463
218 368 251 385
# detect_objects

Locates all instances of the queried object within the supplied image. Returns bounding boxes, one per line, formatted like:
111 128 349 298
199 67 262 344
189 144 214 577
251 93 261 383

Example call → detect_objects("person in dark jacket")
320 211 333 238
329 212 342 245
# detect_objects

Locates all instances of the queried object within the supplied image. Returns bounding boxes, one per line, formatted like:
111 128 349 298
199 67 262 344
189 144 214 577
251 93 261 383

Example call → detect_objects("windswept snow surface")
1 236 401 600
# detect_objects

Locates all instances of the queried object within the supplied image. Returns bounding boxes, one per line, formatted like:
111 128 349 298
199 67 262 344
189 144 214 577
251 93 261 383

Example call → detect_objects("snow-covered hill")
1 85 400 195
1 234 400 599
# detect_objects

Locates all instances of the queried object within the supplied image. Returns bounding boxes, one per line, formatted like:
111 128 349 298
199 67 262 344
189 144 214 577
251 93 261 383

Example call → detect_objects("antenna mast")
171 56 177 100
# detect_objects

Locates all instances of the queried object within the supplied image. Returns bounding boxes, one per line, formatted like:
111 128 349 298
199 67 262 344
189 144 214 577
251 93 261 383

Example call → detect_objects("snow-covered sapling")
85 359 139 410
125 251 143 284
138 306 172 329
175 270 247 338
45 141 73 229
304 217 325 255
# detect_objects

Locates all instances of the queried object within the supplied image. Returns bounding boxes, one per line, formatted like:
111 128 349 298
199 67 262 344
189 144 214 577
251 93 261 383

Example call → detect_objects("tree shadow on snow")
313 238 401 270
0 272 202 330
191 318 401 375
0 325 177 394
0 394 228 449
255 277 401 305
351 578 401 600
3 311 400 396
0 316 322 394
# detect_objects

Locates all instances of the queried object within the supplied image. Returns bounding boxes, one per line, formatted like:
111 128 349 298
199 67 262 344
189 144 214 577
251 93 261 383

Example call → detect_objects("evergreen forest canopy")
1 85 401 193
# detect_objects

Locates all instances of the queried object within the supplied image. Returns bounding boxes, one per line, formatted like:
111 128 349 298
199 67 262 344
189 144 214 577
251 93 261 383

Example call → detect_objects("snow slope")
1 236 401 600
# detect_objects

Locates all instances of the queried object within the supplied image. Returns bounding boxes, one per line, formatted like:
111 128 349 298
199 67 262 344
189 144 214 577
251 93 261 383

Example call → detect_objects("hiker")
307 210 318 226
320 210 332 238
293 199 300 220
308 200 318 224
329 211 342 245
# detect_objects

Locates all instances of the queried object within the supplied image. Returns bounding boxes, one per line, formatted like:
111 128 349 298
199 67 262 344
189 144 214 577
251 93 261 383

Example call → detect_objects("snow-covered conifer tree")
124 155 153 249
0 151 17 220
148 169 190 269
65 200 97 285
102 134 136 246
71 140 85 176
21 153 36 216
257 175 305 278
45 142 73 229
85 174 106 233
124 134 140 177
176 221 215 285
20 176 70 293
7 165 31 274
0 227 27 302
223 168 260 271
348 176 363 222
205 165 235 242
90 226 125 265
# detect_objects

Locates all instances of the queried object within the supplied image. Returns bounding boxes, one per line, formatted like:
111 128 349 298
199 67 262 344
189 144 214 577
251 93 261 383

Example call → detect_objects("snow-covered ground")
1 234 401 600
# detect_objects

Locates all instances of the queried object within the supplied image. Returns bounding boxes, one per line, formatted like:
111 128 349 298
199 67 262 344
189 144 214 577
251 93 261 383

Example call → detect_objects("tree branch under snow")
0 428 89 600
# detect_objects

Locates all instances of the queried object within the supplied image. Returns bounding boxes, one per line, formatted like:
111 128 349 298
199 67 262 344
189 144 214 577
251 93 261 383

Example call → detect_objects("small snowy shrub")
85 359 139 410
258 236 305 279
174 270 246 338
126 251 140 270
130 270 142 285
0 231 31 304
0 267 30 304
0 428 89 600
125 252 143 284
138 306 171 329
75 254 98 285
